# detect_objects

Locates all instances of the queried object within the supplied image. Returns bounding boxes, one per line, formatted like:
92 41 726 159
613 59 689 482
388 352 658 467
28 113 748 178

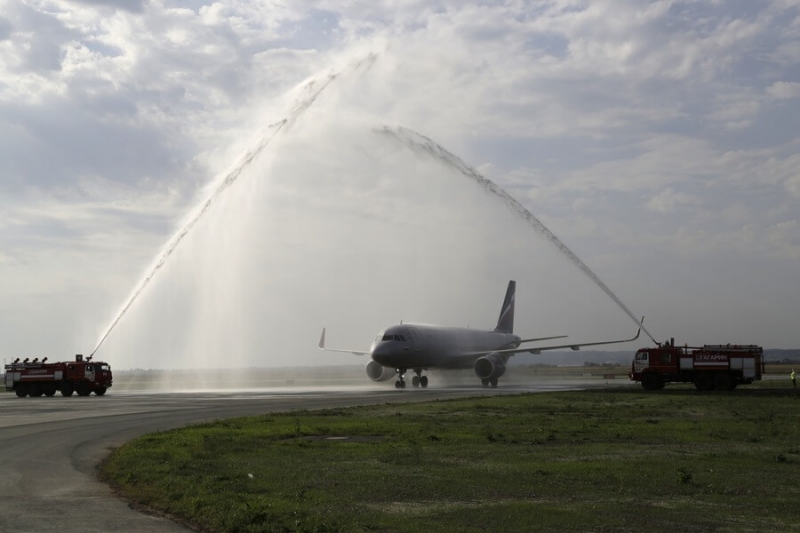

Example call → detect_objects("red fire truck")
4 354 113 397
629 339 764 391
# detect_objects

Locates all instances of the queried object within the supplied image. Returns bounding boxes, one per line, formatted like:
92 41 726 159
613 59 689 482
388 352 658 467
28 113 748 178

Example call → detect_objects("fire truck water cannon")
629 338 764 391
4 354 113 398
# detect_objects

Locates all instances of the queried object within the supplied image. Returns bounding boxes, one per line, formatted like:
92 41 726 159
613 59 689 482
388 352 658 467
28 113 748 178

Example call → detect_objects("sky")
1 0 799 369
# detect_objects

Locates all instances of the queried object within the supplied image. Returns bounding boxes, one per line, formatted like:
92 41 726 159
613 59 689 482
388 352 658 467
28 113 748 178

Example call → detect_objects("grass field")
101 383 800 532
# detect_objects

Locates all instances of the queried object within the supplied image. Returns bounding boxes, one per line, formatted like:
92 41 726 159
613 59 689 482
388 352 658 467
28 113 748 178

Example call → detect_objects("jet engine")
474 354 507 381
366 360 397 382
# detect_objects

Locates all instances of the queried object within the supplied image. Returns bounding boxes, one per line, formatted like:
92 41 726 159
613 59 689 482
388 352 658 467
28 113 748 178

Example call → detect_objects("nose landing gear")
394 368 407 389
395 368 428 389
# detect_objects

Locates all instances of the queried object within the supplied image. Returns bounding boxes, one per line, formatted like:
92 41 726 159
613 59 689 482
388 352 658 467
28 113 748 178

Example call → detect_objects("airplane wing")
517 335 568 344
318 328 371 356
463 320 643 357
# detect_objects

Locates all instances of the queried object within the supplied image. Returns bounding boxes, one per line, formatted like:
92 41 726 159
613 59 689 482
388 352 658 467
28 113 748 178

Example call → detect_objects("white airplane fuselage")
369 324 520 370
319 280 641 388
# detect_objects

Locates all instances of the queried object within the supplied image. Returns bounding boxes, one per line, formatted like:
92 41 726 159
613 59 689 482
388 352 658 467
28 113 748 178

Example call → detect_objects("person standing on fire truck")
792 369 796 388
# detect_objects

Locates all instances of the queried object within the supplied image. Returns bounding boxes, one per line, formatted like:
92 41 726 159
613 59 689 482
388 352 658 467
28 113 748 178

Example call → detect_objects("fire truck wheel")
61 382 74 397
14 384 28 398
77 383 92 397
44 387 56 397
714 373 734 391
694 373 715 391
29 384 44 397
641 373 662 391
95 387 107 396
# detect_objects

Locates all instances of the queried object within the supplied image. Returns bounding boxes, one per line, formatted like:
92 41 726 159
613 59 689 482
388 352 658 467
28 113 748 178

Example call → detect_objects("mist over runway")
0 381 604 532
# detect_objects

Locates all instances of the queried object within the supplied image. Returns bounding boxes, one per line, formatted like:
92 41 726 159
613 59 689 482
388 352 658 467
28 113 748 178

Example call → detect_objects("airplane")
319 280 642 389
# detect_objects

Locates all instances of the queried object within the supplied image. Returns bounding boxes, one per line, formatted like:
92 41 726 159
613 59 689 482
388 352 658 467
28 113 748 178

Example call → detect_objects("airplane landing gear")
481 379 498 388
411 369 429 388
395 368 407 389
396 368 429 389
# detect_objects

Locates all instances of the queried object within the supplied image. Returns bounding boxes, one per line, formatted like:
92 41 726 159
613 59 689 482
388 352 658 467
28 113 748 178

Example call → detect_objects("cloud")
0 176 189 260
0 16 12 41
646 187 701 213
786 173 800 198
767 81 800 99
2 0 800 359
68 0 148 13
767 219 800 258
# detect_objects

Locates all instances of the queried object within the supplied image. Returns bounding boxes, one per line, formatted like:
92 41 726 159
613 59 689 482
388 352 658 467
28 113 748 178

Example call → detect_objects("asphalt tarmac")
0 382 591 532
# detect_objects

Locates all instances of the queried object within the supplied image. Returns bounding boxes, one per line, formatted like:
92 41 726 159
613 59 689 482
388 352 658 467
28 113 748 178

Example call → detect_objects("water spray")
90 55 379 358
377 125 659 346
91 50 655 360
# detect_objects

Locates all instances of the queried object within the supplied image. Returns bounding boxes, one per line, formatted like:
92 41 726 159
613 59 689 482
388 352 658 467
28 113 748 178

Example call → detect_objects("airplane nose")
370 343 397 366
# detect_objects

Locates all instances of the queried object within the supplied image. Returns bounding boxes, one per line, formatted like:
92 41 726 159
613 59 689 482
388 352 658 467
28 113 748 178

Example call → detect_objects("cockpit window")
380 335 406 342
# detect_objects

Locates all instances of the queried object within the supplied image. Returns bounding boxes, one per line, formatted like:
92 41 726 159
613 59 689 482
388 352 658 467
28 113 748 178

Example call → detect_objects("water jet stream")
89 61 368 357
92 51 654 360
377 125 658 345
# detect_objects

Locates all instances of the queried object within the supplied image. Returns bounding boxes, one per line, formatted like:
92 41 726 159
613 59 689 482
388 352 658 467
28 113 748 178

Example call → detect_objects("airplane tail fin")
494 280 515 333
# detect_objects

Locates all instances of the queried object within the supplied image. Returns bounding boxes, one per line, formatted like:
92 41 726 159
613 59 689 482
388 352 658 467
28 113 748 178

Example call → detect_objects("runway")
0 382 593 532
